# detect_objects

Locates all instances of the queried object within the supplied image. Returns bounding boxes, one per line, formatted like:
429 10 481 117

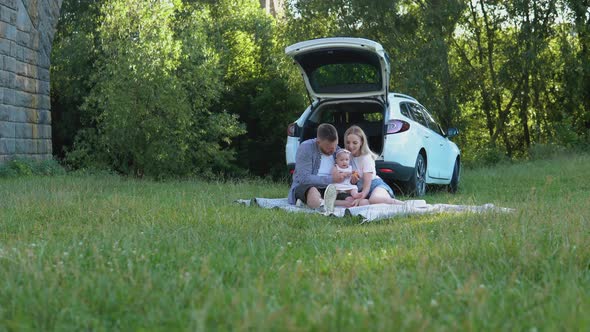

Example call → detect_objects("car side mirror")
446 127 459 138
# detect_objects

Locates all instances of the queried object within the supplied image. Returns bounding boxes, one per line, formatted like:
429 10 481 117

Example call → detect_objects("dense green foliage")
1 154 589 329
50 0 590 177
0 158 66 177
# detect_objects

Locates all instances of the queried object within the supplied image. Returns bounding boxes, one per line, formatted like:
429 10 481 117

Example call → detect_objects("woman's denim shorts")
357 177 395 198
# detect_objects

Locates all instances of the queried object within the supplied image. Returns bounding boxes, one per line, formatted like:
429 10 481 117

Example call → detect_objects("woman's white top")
352 154 378 180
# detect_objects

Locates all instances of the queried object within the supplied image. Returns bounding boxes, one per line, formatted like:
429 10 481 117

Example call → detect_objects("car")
284 37 461 196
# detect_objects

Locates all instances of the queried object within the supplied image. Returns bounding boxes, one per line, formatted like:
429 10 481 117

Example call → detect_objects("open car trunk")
300 100 385 155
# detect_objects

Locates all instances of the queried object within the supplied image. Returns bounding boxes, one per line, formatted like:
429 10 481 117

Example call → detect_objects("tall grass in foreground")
1 154 589 331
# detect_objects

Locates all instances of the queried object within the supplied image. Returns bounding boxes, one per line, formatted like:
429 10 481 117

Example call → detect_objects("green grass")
1 154 589 331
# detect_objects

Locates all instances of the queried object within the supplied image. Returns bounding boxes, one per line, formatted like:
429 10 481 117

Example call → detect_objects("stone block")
25 108 37 122
15 43 23 61
9 40 16 57
0 154 12 163
42 140 52 155
0 21 17 40
0 86 3 102
15 138 34 154
15 122 32 138
0 0 17 10
0 6 16 24
8 70 15 88
15 90 33 108
0 70 8 87
24 47 37 65
0 36 10 55
9 106 27 122
32 139 46 154
31 123 38 138
14 74 30 92
35 139 44 153
23 3 39 29
2 87 14 105
0 120 15 138
13 74 23 89
38 49 50 68
15 59 25 75
31 31 39 49
37 140 48 154
38 94 50 109
31 137 39 152
16 29 30 47
3 52 15 72
0 137 15 154
42 139 52 154
0 103 9 121
15 61 40 78
16 75 37 93
38 67 49 81
37 80 49 95
29 63 39 78
38 109 50 124
38 124 51 138
15 1 31 32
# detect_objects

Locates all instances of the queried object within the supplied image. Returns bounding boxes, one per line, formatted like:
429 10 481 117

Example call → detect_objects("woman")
344 125 405 206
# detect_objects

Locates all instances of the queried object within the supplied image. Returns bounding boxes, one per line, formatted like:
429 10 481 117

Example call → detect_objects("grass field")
1 154 589 331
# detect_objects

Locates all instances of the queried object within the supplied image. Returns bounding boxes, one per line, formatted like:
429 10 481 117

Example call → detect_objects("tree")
50 0 101 158
69 0 243 177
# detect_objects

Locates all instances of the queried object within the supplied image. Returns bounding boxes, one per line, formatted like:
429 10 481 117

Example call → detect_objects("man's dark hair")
317 123 338 142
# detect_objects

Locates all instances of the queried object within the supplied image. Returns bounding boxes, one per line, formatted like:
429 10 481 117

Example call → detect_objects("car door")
420 106 453 179
406 103 440 178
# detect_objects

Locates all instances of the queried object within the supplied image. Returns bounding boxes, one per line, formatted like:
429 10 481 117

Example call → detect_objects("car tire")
448 159 460 194
407 153 427 197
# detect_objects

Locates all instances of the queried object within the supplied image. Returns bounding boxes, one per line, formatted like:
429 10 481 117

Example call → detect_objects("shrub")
0 158 66 177
528 143 568 160
463 144 509 168
67 0 244 178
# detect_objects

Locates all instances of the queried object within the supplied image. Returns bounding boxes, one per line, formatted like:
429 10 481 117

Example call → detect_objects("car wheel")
448 159 460 194
408 153 426 197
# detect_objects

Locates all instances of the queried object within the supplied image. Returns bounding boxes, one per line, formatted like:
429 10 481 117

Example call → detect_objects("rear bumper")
375 161 414 182
289 162 413 182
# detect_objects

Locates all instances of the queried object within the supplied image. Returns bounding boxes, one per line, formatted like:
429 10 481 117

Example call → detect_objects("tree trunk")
468 0 495 142
520 1 532 148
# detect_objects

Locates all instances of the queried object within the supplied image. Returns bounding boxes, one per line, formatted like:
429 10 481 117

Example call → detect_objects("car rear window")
420 106 444 136
310 63 381 93
400 103 412 118
407 103 428 128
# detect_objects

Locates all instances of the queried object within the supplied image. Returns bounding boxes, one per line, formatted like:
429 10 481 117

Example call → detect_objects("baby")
334 149 362 199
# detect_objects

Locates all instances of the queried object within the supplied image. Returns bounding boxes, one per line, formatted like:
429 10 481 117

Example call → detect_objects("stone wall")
0 0 62 163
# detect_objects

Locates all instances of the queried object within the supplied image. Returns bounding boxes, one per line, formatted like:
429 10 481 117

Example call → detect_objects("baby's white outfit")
334 165 357 192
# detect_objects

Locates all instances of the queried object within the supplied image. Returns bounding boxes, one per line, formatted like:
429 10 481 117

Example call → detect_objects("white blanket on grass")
236 198 514 223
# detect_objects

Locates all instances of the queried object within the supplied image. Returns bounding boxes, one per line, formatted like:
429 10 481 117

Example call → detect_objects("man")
288 123 346 212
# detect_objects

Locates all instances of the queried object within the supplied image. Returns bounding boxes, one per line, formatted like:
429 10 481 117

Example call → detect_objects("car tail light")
287 123 298 137
386 120 410 134
379 168 394 173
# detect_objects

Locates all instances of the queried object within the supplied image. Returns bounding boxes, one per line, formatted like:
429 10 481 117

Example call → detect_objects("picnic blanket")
236 198 514 223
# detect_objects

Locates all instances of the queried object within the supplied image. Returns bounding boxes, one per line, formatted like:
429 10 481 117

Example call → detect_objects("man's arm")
293 142 332 186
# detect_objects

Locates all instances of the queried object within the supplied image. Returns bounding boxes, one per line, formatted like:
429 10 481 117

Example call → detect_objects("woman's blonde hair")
344 125 377 160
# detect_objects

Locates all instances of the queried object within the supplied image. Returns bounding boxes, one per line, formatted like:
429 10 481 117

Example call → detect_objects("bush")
463 144 509 168
66 0 244 178
0 158 66 178
527 143 568 160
